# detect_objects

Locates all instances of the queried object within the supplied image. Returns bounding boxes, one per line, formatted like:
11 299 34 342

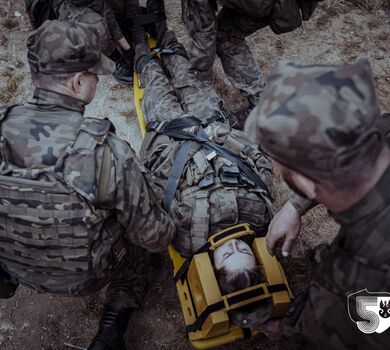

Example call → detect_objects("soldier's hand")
266 200 302 256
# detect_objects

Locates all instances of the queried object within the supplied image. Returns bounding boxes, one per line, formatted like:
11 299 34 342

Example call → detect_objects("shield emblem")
347 289 390 334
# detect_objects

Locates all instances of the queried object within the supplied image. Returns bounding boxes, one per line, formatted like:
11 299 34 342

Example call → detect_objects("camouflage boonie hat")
27 20 115 75
245 60 384 174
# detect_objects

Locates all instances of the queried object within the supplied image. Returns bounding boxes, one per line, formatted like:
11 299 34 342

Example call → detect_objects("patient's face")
214 239 256 274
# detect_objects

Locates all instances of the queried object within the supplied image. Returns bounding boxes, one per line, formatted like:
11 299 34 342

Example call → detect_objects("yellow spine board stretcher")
133 40 293 349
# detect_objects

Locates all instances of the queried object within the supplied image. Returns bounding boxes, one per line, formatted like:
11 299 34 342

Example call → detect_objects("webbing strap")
185 283 288 333
97 144 111 205
186 301 224 334
162 140 193 211
226 283 287 308
190 191 209 252
242 328 252 338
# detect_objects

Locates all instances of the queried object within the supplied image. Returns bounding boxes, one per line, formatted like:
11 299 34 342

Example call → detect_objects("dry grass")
349 0 389 11
0 33 7 46
0 69 24 104
1 18 19 29
342 39 362 60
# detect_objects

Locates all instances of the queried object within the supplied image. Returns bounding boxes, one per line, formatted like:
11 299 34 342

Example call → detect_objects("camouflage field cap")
27 20 115 75
245 60 384 173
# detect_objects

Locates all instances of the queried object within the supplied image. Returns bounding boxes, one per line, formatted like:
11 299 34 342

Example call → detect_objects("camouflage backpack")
142 116 274 257
0 106 125 295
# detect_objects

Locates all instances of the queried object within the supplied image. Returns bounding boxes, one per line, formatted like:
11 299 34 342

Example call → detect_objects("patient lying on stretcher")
136 29 274 329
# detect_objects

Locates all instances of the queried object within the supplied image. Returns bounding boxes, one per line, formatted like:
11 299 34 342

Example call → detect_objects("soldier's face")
214 239 256 274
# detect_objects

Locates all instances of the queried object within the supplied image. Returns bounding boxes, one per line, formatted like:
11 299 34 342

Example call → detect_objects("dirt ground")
0 0 389 349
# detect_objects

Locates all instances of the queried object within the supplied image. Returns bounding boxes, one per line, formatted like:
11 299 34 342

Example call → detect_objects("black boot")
112 58 134 84
0 267 18 298
228 100 256 130
133 20 153 74
146 0 167 45
88 305 132 350
160 31 187 58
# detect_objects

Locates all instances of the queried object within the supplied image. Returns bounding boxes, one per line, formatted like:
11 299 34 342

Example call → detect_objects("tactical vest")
0 107 125 296
144 116 274 257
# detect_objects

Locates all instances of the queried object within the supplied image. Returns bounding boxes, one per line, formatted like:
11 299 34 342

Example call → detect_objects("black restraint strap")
242 328 252 339
186 301 224 333
185 283 288 333
162 139 193 211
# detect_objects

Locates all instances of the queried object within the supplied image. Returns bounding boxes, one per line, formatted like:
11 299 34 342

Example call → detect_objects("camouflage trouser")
106 243 148 309
0 243 148 310
140 32 222 123
182 0 270 102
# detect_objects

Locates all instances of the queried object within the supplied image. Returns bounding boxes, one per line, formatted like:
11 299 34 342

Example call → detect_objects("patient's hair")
215 265 265 295
216 263 273 327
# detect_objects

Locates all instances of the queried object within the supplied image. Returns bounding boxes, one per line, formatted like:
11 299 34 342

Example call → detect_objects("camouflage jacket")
282 164 390 349
0 89 175 253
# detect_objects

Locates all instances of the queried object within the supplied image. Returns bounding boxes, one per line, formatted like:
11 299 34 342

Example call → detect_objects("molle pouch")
204 122 231 145
212 156 233 176
236 188 270 233
186 150 212 186
199 174 215 189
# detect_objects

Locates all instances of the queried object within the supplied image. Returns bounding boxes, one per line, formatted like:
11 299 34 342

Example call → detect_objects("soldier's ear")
290 172 317 200
71 72 84 95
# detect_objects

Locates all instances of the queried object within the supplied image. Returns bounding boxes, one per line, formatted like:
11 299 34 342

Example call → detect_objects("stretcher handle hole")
184 292 188 301
187 307 192 316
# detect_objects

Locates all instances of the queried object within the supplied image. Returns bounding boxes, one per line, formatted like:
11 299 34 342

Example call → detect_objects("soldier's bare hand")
266 200 302 256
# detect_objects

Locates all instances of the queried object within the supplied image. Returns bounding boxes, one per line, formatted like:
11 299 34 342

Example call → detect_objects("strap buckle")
112 238 126 265
147 121 167 133
152 48 174 55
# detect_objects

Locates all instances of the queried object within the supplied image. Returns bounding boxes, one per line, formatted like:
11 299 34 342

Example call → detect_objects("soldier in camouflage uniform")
181 0 320 129
245 60 390 349
133 28 274 261
0 20 175 350
25 0 140 84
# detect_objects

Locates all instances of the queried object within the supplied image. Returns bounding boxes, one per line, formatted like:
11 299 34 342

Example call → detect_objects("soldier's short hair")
245 60 385 188
30 71 77 88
